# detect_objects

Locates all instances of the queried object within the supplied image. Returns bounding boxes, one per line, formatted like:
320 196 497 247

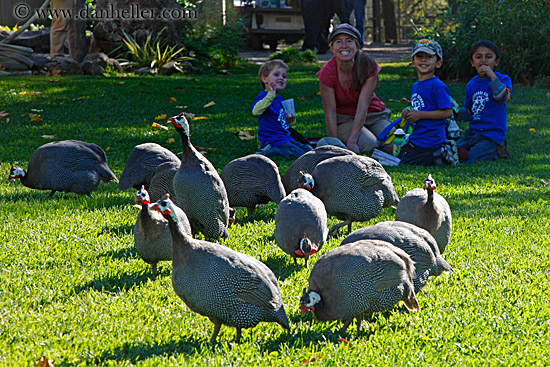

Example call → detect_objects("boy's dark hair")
470 40 500 60
258 59 289 88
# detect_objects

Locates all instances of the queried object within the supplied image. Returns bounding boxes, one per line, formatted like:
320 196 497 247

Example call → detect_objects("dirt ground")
239 43 411 64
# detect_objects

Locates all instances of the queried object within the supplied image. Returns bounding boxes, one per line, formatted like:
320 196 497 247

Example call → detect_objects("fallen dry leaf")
72 96 87 102
106 146 110 151
193 116 209 120
48 79 60 83
166 137 176 144
113 81 125 85
169 97 177 103
1 117 10 123
40 135 56 139
0 111 8 118
203 101 216 108
546 91 550 99
152 122 169 131
50 69 62 76
154 114 167 120
31 116 44 122
140 81 148 86
34 356 54 367
236 130 255 140
338 337 351 346
299 96 307 100
195 146 217 151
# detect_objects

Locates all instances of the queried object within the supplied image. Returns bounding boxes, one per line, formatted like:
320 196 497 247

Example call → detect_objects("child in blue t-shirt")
252 60 312 158
398 39 453 166
456 40 512 163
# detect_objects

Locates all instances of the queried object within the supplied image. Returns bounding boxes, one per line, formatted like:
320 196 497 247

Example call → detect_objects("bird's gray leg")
210 319 222 344
304 257 309 269
246 207 255 217
356 314 363 333
235 328 242 343
48 190 56 197
328 219 352 236
151 263 157 281
341 318 353 334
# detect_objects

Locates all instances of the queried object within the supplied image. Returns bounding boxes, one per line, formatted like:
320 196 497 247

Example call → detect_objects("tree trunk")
372 0 381 43
382 0 397 44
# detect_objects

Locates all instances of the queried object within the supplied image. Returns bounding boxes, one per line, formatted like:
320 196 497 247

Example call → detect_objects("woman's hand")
346 139 360 154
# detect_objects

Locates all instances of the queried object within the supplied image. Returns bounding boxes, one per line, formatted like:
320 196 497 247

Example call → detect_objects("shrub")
416 0 550 85
269 47 317 64
183 11 247 69
120 28 191 70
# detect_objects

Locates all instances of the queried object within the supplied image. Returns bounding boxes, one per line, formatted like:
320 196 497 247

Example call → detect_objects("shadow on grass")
74 270 152 294
100 223 134 237
98 245 138 261
97 336 206 364
263 255 302 282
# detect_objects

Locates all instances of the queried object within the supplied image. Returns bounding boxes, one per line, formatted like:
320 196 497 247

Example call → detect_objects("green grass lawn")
1 61 549 366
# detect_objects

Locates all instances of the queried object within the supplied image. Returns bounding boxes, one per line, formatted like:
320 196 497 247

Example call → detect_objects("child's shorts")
256 140 313 158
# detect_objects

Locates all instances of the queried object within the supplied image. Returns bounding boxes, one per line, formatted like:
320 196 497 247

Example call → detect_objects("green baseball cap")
412 39 443 60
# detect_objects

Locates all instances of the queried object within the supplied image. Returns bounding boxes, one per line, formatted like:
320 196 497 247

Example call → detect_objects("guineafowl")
274 188 328 268
299 155 399 235
300 239 420 334
395 174 452 254
152 196 290 343
221 154 286 217
340 221 453 293
134 188 191 280
8 140 118 197
147 161 180 203
118 143 180 191
282 145 355 194
168 113 230 240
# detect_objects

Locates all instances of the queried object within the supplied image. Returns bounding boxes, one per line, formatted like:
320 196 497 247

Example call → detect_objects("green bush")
269 47 317 64
417 0 550 85
184 11 247 69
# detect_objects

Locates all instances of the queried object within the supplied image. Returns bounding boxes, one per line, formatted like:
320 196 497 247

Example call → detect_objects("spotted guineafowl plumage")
221 154 286 217
147 161 180 203
118 143 180 191
340 221 453 293
395 174 452 254
282 145 355 194
8 140 118 197
152 196 290 343
134 188 191 280
300 155 399 234
168 114 230 240
300 239 420 333
274 188 328 268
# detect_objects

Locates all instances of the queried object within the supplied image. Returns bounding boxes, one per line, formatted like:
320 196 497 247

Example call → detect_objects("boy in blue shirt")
456 40 512 162
398 39 453 166
252 60 312 158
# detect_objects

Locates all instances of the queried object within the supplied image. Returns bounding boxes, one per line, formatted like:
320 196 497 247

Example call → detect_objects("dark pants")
398 142 438 166
301 0 332 52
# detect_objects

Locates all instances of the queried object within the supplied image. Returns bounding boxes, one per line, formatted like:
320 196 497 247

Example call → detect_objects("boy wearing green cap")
398 39 454 166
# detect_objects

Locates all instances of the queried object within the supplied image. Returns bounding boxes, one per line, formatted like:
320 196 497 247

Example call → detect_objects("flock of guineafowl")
8 113 453 344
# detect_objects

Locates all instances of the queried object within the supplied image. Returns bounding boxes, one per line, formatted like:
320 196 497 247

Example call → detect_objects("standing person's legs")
50 0 73 56
301 0 323 51
351 0 366 47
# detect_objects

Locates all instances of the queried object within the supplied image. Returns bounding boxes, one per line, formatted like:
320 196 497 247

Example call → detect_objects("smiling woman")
316 24 393 155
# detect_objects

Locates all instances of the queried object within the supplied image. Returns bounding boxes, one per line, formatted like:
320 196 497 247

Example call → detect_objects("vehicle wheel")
269 40 278 51
250 35 262 50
